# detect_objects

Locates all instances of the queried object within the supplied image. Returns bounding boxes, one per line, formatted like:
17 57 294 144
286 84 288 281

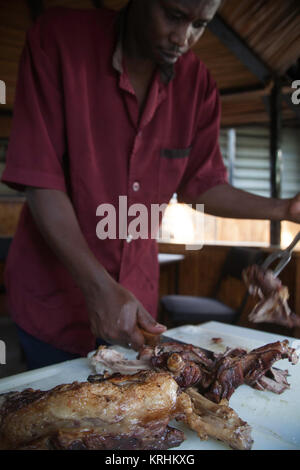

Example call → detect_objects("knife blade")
140 329 216 360
160 334 216 360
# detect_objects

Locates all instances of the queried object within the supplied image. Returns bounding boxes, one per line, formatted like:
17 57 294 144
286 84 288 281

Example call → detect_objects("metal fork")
261 231 300 277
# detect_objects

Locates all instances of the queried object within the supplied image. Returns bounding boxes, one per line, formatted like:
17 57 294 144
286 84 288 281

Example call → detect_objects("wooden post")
26 0 44 22
269 79 282 246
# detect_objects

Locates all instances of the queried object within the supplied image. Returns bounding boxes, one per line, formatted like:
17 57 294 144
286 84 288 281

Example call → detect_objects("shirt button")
126 234 133 243
132 181 140 192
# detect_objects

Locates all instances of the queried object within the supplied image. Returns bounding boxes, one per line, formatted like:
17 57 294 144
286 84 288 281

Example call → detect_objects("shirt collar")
112 5 175 85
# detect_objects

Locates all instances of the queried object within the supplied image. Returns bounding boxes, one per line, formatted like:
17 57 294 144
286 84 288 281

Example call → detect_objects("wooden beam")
26 0 44 22
208 14 273 84
282 94 300 121
221 86 292 103
261 95 271 118
91 0 103 7
220 84 265 97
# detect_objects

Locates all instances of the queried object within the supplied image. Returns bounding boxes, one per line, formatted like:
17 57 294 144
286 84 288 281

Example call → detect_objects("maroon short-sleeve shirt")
2 7 228 355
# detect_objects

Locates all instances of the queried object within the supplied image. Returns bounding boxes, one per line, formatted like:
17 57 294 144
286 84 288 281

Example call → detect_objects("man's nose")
169 24 192 49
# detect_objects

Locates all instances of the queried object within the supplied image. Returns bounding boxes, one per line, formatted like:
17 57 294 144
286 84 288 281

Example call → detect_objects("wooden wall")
0 200 23 317
0 200 23 236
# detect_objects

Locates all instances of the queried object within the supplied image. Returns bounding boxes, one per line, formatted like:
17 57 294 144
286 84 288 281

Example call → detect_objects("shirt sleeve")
177 69 228 203
1 15 67 192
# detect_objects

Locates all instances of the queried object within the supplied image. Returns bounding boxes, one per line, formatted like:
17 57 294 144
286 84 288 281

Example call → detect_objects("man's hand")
286 193 300 223
26 188 166 352
84 276 166 351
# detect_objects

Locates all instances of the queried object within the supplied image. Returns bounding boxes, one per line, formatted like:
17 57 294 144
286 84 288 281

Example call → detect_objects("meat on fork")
243 264 300 328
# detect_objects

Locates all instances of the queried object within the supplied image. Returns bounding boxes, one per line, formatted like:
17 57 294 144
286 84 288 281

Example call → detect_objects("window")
160 126 300 248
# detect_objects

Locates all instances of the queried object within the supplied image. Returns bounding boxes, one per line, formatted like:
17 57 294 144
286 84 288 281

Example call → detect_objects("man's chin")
156 49 181 66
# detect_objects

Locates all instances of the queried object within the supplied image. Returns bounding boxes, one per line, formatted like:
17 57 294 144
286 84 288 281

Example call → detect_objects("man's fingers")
126 327 146 351
137 305 167 333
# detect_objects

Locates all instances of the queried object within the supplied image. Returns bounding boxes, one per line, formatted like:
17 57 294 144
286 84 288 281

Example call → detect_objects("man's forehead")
161 0 221 16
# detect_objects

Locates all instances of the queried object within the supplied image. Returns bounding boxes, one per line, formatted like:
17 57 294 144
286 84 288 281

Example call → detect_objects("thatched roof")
0 0 299 130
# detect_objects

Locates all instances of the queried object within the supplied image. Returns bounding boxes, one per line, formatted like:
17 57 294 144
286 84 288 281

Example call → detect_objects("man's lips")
158 48 183 61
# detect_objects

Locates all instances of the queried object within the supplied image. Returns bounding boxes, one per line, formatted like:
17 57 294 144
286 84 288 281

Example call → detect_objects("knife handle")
139 329 161 347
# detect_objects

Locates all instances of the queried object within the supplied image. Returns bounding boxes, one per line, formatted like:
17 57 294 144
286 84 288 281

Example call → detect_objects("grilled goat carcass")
203 340 297 402
144 340 298 403
243 264 300 328
91 339 298 404
0 370 253 450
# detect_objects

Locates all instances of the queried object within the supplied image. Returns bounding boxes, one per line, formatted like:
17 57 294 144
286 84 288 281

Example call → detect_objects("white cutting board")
0 321 299 450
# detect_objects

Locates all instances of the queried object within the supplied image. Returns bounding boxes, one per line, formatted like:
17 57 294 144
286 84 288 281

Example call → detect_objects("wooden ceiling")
0 0 299 131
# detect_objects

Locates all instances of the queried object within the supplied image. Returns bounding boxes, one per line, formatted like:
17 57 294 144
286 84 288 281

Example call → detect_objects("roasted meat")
91 340 298 404
186 387 253 451
0 371 185 450
90 347 152 375
202 340 297 402
243 264 300 328
145 340 298 403
0 370 252 450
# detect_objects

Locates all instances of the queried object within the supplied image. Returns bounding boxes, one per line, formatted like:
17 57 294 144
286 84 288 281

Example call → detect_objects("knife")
140 328 216 359
160 334 216 360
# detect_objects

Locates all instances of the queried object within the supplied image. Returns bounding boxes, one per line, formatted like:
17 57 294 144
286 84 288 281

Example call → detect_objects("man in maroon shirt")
2 0 300 368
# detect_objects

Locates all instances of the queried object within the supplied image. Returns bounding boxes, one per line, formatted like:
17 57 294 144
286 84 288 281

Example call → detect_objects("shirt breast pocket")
158 146 191 202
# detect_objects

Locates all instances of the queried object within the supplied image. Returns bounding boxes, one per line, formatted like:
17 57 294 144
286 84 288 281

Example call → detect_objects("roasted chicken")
0 370 252 450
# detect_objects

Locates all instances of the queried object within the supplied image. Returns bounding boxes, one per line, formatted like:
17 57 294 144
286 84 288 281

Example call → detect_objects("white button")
126 234 133 243
132 181 140 192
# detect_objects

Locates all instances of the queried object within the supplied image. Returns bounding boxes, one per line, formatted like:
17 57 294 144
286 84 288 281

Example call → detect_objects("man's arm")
196 183 300 223
26 188 166 350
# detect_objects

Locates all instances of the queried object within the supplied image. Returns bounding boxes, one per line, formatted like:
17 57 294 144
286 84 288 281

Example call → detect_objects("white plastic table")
0 321 299 450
